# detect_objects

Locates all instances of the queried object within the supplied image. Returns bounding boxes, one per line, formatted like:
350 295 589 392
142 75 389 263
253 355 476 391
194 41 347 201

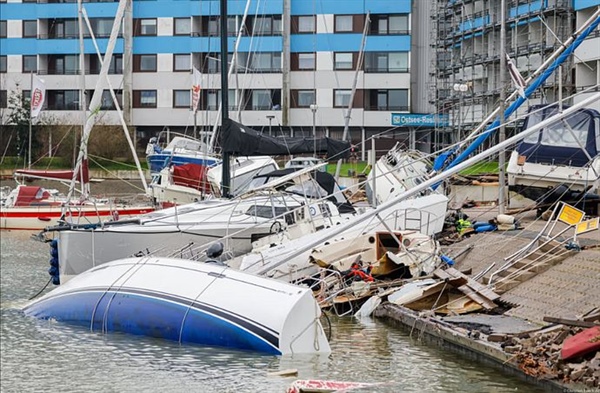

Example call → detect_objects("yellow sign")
576 218 599 234
558 204 585 225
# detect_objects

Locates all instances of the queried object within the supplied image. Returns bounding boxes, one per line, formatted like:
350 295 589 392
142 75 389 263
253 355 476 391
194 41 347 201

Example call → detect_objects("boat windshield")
245 205 291 220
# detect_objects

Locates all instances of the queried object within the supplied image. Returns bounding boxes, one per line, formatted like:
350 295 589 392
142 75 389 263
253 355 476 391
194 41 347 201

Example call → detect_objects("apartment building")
2 0 598 156
1 0 423 154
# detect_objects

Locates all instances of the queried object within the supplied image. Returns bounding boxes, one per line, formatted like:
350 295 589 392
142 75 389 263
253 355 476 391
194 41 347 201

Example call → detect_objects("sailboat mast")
220 0 231 197
334 12 370 179
77 0 88 198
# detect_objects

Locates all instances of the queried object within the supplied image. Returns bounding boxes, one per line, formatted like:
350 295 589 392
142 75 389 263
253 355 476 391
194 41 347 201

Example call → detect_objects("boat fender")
440 255 455 266
473 223 497 233
48 240 60 285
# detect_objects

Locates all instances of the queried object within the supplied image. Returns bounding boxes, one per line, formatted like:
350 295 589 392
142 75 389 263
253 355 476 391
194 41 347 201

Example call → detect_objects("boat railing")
305 268 361 317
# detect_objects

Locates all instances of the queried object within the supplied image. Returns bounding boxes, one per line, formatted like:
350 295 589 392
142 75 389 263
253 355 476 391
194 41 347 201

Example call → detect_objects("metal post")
28 71 33 169
310 104 317 156
220 0 231 198
267 115 274 136
498 0 507 214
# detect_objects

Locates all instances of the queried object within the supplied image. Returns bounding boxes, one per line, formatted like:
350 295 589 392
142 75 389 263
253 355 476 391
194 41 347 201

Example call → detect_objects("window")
367 89 408 111
207 16 238 37
252 15 282 36
370 14 409 35
90 54 122 74
173 54 191 72
250 52 281 73
334 90 351 107
23 55 37 73
174 18 191 36
0 21 7 38
134 19 157 36
173 90 191 108
252 89 280 110
91 18 116 38
0 90 7 109
334 53 353 70
47 90 79 110
297 16 315 33
133 90 157 108
335 15 353 32
49 19 78 39
292 90 315 108
134 54 157 72
365 52 409 73
23 20 37 38
0 56 6 73
97 90 122 110
48 55 79 75
297 53 315 70
206 90 237 110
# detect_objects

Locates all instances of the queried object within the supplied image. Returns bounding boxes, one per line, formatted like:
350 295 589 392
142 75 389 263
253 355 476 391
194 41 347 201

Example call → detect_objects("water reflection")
1 231 544 392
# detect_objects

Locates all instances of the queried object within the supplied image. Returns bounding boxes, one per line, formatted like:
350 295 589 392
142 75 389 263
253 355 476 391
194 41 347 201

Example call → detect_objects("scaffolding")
431 0 574 150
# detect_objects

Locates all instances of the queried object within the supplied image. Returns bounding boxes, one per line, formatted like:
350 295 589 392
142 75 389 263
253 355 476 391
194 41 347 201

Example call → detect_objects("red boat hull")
561 326 600 360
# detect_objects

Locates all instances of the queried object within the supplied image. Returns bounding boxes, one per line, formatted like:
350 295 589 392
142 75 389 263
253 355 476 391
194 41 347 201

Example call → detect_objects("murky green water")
1 230 544 392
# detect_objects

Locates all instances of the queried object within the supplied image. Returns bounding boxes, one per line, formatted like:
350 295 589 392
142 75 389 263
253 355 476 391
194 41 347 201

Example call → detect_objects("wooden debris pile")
494 315 600 388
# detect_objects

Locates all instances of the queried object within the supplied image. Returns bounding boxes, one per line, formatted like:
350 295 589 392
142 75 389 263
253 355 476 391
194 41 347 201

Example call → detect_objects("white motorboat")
232 193 449 283
24 256 330 355
507 104 600 215
148 156 279 207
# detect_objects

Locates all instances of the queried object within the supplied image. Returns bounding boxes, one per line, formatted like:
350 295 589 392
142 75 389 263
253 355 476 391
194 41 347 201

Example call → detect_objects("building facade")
1 0 424 156
1 0 598 156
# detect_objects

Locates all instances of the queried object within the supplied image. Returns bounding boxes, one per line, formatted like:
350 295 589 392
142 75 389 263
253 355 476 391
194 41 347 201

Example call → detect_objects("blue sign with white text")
391 113 449 127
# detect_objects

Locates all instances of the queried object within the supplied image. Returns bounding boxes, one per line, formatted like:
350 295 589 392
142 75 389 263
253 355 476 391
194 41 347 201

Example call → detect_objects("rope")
28 277 53 300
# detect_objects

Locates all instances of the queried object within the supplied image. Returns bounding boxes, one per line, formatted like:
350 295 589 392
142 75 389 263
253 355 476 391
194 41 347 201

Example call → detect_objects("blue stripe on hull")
147 155 220 174
24 290 281 355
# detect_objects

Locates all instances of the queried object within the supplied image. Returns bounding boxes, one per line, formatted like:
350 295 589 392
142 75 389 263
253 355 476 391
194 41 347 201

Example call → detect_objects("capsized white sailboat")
24 256 330 355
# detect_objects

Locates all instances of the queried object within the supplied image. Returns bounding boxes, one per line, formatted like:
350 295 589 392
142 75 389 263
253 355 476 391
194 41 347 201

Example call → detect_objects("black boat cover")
222 120 350 159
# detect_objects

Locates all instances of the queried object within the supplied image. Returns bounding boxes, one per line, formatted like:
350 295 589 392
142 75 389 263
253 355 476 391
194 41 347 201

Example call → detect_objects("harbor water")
0 230 546 393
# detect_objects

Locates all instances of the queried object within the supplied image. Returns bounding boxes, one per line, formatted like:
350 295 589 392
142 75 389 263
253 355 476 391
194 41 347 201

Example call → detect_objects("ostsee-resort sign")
391 113 448 127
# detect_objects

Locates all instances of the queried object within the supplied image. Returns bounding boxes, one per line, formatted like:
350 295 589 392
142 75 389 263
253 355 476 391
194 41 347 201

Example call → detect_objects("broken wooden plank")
457 285 498 310
443 267 501 301
543 316 600 328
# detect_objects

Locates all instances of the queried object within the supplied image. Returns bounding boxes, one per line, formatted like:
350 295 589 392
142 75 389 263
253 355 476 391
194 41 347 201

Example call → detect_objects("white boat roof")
247 162 328 194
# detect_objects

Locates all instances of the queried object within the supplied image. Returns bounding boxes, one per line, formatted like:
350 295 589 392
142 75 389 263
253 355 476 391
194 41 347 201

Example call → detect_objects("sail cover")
14 159 90 183
222 120 350 159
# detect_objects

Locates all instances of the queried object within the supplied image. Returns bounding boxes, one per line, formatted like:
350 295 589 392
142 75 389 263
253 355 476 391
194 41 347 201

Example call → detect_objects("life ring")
270 221 283 234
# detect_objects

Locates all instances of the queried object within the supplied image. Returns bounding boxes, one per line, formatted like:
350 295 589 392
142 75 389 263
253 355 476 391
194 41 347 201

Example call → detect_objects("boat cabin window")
540 111 591 148
246 205 290 220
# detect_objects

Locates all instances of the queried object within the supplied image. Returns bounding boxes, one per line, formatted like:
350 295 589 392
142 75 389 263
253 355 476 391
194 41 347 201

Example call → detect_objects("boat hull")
147 154 218 175
24 257 331 355
0 205 154 230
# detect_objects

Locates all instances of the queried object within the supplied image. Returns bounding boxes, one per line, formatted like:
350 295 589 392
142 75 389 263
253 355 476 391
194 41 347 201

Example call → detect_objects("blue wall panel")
573 0 600 10
291 34 409 52
291 0 410 15
0 38 124 55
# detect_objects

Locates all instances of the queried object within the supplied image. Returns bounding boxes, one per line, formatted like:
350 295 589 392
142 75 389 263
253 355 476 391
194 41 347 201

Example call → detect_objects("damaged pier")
373 206 600 392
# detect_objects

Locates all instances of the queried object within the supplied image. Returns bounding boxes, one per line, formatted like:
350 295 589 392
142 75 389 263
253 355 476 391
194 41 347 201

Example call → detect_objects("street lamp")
266 115 275 137
310 104 318 156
